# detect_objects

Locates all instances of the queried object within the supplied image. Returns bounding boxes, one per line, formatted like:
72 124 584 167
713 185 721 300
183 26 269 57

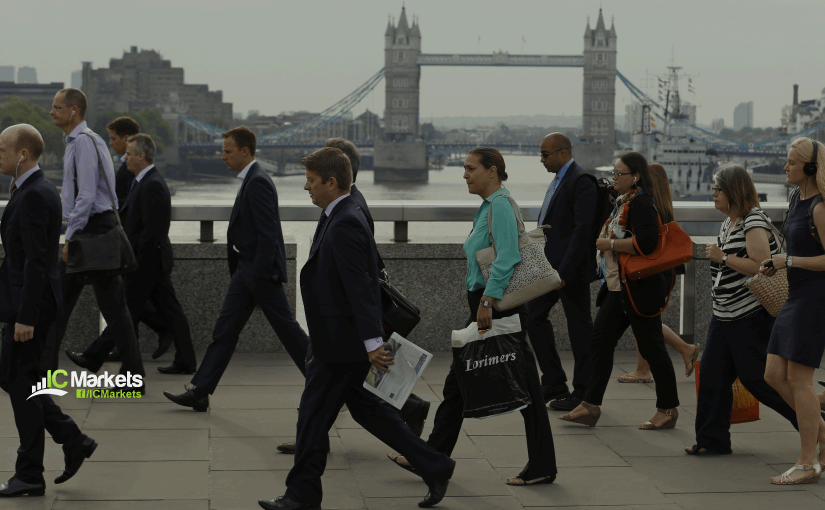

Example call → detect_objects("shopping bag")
451 315 532 419
694 361 760 424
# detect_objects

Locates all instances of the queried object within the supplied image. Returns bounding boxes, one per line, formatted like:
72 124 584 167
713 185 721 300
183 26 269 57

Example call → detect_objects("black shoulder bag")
65 131 138 283
379 269 421 338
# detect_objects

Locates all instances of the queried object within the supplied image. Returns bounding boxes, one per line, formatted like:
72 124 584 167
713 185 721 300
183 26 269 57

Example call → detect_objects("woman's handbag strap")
485 193 529 248
77 132 126 229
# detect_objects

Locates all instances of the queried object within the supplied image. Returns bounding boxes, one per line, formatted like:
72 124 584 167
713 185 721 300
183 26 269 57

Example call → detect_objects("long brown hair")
647 163 675 223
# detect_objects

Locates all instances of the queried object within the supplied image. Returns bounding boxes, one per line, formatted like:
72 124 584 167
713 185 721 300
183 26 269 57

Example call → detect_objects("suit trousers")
0 318 84 485
425 291 557 481
695 311 798 453
191 263 309 396
85 268 197 370
584 290 679 409
286 358 453 505
49 260 145 377
527 281 593 397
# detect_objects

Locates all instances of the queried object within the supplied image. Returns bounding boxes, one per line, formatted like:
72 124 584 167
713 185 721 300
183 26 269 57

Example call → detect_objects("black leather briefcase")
379 270 421 338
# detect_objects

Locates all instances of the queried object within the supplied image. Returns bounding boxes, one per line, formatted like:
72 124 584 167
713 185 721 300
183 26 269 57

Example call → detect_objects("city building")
733 101 753 130
625 103 646 134
81 47 233 140
17 66 37 84
0 82 64 111
71 70 82 89
711 118 725 134
780 84 824 135
582 10 617 145
0 66 14 82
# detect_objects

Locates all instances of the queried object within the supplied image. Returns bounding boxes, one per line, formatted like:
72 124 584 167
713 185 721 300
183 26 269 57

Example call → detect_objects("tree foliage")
91 109 174 154
0 97 65 156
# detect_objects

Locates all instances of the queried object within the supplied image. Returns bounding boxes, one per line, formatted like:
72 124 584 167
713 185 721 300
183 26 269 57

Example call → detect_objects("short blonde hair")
789 137 825 198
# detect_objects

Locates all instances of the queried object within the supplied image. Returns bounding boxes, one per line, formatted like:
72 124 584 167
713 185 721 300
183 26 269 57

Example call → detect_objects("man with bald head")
530 133 598 411
0 125 97 497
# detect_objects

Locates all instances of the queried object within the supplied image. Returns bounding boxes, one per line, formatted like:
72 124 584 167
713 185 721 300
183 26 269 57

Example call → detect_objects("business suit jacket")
120 166 173 274
300 195 383 363
0 170 63 328
539 161 598 283
349 184 385 271
114 160 135 204
226 163 287 282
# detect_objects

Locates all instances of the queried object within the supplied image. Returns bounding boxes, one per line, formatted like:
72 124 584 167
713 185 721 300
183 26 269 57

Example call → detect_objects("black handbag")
379 270 421 338
65 132 138 283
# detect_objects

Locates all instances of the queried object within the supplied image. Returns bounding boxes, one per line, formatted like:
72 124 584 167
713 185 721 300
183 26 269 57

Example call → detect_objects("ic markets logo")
28 370 144 400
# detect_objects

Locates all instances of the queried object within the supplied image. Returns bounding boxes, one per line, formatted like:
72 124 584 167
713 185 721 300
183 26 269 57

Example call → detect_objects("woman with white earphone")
760 137 825 485
559 152 680 430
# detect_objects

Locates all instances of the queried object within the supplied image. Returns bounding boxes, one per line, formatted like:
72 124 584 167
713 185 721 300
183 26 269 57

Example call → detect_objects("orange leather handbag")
620 218 693 317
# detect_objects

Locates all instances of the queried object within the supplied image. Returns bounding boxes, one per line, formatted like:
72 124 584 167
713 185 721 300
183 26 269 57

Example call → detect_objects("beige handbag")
475 194 562 311
743 210 788 317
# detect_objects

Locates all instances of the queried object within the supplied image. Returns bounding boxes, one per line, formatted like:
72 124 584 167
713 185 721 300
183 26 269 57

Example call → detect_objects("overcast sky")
4 0 824 128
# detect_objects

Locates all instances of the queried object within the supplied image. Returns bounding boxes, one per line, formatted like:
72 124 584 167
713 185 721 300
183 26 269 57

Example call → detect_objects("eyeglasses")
711 186 723 193
611 172 632 179
540 147 571 158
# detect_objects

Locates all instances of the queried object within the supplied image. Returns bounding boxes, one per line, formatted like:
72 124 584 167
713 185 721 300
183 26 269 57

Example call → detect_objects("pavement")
2 351 825 510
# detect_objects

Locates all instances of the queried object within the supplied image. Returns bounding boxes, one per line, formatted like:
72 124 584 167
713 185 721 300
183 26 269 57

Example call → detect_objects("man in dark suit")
528 133 597 411
0 125 97 497
164 127 310 411
258 147 454 510
67 134 197 375
104 117 173 361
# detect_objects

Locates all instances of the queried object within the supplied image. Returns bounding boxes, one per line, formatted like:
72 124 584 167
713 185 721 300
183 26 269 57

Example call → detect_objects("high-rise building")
81 46 233 137
383 6 421 141
71 70 82 89
17 66 37 84
733 101 753 130
0 66 14 82
711 118 725 133
0 82 64 111
625 103 645 134
582 9 617 145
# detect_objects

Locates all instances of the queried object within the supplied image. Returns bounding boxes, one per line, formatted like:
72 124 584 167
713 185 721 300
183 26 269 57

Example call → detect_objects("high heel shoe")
559 402 600 427
771 463 821 485
640 408 678 430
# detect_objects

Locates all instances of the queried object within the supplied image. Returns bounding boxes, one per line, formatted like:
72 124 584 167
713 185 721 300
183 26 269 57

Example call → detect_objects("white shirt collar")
14 164 40 188
134 164 155 182
67 121 88 141
120 154 127 163
237 160 256 181
324 193 351 216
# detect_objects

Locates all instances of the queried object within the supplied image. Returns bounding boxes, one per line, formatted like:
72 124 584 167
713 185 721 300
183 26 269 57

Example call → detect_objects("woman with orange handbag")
685 164 797 456
559 152 679 430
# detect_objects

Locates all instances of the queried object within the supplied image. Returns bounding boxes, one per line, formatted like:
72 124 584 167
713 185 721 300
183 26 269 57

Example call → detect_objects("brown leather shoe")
277 441 296 454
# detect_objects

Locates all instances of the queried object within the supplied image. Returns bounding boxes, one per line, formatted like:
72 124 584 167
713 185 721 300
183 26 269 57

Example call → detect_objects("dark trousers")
527 281 593 398
695 310 798 453
0 319 84 485
191 264 309 396
426 291 557 480
584 290 679 409
286 358 453 505
49 260 145 377
84 269 197 370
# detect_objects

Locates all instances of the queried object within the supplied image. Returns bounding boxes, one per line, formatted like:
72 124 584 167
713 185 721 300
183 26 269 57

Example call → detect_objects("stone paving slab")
665 491 825 510
210 436 349 471
210 470 363 510
473 434 626 469
53 502 209 510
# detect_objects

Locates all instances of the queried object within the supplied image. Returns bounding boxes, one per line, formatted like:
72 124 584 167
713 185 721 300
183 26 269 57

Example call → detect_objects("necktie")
312 211 328 246
538 176 560 226
9 182 17 197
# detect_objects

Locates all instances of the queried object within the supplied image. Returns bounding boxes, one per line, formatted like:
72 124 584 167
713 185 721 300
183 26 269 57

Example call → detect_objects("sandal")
640 408 678 430
685 445 725 455
505 475 555 486
770 464 821 485
617 373 653 383
685 344 700 377
387 453 417 475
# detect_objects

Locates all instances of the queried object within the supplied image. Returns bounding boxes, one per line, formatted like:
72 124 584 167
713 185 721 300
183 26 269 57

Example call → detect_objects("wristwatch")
722 254 729 265
480 299 494 308
787 256 794 267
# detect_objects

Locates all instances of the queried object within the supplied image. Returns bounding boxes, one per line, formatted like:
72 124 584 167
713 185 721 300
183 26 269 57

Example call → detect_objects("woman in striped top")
686 164 798 455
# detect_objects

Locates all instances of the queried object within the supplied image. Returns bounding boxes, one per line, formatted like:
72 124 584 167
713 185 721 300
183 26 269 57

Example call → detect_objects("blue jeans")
695 309 798 453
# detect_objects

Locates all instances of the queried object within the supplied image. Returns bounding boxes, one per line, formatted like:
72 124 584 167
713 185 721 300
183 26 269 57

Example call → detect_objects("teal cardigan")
462 188 523 300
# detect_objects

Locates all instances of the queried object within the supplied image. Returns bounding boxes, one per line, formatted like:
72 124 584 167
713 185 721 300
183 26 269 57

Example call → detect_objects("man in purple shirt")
47 88 145 386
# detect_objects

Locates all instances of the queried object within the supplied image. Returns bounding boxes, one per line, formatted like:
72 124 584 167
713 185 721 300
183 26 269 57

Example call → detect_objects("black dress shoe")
0 476 45 497
406 400 431 437
277 441 296 453
542 384 570 403
66 350 100 373
419 459 455 508
152 332 175 360
157 364 196 375
106 350 121 362
549 395 582 411
164 386 208 412
55 436 98 484
819 380 825 388
258 495 320 510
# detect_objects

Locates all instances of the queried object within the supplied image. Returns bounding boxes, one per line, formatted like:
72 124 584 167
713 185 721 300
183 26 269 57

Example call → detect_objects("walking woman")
560 152 679 429
387 147 557 486
618 163 699 383
686 164 797 456
761 138 825 484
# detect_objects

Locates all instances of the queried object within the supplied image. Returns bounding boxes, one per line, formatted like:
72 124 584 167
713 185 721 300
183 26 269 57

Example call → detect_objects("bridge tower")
375 5 428 182
582 9 617 146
